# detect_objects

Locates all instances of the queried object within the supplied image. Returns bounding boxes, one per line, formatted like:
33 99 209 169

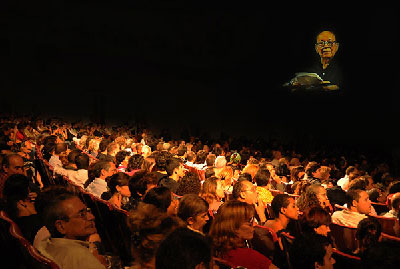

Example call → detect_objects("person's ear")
280 207 287 216
239 191 247 200
116 185 122 193
55 220 67 235
352 199 358 208
187 216 195 226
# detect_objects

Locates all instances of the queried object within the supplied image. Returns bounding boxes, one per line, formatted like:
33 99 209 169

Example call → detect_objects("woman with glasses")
208 200 278 269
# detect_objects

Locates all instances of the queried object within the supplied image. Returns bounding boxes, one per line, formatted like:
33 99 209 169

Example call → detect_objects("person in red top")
208 200 278 269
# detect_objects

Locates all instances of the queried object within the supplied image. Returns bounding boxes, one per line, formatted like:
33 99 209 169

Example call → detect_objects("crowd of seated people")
1 115 400 268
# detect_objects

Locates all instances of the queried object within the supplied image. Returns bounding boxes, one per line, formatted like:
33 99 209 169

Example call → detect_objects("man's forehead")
317 31 336 41
359 191 369 198
61 197 86 214
243 181 254 188
10 155 24 165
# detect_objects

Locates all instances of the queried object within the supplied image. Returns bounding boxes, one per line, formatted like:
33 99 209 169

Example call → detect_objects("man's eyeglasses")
243 187 257 193
248 216 255 225
70 207 92 219
316 41 338 47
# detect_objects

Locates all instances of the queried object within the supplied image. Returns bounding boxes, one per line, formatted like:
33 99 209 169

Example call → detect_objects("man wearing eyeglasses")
312 30 343 91
36 188 107 269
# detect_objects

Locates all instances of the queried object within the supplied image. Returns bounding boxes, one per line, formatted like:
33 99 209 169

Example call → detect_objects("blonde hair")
200 177 219 204
242 164 259 180
208 200 255 257
219 166 234 188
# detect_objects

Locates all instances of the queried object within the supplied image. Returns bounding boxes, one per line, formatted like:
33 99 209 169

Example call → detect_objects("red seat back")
329 223 358 254
332 248 362 269
369 215 398 236
371 202 389 216
0 211 60 269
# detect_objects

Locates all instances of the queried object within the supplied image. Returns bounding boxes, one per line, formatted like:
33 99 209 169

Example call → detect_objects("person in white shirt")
337 166 357 190
36 187 106 269
85 160 117 198
382 192 400 219
49 143 68 169
332 189 371 227
184 151 196 168
67 154 90 188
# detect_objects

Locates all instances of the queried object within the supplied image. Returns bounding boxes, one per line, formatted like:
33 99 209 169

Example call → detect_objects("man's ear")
116 185 121 193
55 220 67 235
280 207 287 216
352 199 358 209
239 191 246 200
187 216 195 226
100 169 106 177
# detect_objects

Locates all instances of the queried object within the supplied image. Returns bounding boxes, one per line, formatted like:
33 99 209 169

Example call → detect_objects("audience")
1 116 399 268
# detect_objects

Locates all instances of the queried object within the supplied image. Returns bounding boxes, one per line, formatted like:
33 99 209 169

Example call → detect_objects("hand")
254 197 267 223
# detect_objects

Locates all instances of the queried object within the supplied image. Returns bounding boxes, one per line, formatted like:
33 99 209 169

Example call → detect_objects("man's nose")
87 212 95 220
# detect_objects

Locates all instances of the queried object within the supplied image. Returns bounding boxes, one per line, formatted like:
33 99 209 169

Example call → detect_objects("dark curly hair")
127 154 144 171
296 184 323 213
115 150 130 166
175 172 201 196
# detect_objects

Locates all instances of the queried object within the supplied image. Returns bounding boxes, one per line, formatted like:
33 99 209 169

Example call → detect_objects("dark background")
0 3 396 151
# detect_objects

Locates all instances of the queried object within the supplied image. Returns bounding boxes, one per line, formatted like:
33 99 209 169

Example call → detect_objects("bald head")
2 153 26 176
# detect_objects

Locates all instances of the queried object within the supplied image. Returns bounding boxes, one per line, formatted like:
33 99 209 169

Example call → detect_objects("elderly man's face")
3 155 26 176
315 31 339 60
58 197 97 240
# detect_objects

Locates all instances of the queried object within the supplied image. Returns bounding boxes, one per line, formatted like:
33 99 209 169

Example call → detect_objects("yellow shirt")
257 186 274 205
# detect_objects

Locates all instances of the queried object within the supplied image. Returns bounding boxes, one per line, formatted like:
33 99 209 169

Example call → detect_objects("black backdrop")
1 3 396 150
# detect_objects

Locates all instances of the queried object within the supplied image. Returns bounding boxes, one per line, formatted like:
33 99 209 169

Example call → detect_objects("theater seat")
369 215 398 236
252 224 278 260
78 191 133 267
371 202 389 216
381 233 400 247
332 248 362 269
329 223 358 254
0 210 60 269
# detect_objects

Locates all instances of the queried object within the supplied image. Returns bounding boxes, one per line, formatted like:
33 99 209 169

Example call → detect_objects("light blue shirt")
86 178 108 198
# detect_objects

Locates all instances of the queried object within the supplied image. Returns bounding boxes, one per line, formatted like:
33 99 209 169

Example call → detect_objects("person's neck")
320 57 332 70
349 207 361 214
275 215 290 230
109 193 122 208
